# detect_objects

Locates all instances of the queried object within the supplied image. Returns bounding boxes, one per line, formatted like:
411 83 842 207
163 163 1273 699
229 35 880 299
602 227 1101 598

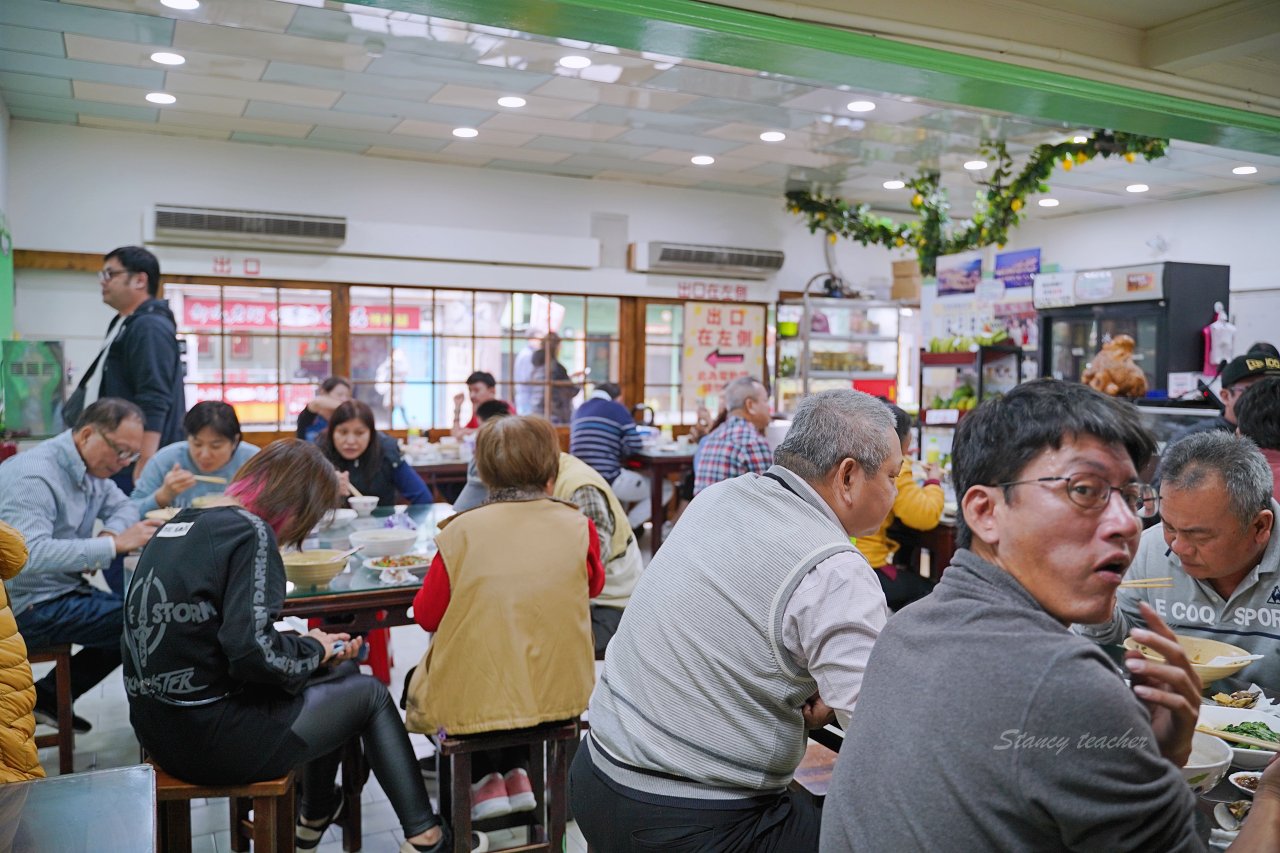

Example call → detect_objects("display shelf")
774 295 901 413
917 344 1023 455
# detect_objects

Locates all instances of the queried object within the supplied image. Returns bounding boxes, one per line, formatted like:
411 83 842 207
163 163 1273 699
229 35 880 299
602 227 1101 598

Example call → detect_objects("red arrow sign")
706 349 745 367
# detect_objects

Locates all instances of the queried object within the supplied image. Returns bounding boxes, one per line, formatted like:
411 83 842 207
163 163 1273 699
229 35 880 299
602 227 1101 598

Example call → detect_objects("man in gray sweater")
822 379 1280 851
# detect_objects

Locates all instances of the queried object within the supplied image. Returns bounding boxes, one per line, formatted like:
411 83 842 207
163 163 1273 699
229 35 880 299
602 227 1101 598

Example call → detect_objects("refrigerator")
1035 262 1229 397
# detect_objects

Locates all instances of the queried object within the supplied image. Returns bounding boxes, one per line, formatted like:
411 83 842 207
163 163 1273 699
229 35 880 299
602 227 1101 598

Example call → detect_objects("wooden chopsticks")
347 482 364 498
1119 576 1173 589
1195 724 1279 752
191 474 227 484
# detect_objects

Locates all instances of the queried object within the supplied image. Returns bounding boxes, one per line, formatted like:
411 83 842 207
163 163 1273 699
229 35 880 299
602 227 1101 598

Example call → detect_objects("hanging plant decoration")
785 130 1168 276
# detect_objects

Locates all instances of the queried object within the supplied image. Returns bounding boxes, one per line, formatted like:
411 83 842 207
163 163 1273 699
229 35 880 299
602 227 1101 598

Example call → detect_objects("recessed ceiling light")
452 127 479 138
759 131 786 143
1233 165 1258 175
497 96 526 109
845 100 876 112
558 55 591 69
963 160 987 171
145 92 176 105
883 180 905 190
1126 184 1149 193
150 52 185 66
160 0 200 9
1072 135 1088 144
1038 198 1060 207
690 155 715 166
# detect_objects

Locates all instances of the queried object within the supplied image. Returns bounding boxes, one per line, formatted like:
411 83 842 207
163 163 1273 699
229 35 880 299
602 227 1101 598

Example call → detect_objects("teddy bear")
1082 334 1148 398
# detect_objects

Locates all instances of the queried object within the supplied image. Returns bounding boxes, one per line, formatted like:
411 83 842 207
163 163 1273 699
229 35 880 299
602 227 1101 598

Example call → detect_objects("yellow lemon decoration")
1075 151 1088 164
1125 152 1136 163
1010 198 1023 212
911 193 924 208
1063 158 1073 171
828 232 838 244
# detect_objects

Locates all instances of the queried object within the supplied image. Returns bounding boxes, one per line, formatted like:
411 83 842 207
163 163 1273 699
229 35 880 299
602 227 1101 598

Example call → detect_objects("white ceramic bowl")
316 508 358 530
348 527 418 558
280 549 349 588
348 496 380 517
1181 732 1233 794
1229 771 1262 797
1197 705 1280 770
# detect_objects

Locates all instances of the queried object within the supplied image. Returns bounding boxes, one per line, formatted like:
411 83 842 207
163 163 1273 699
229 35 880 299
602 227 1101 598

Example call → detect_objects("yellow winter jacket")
0 520 42 782
856 460 945 569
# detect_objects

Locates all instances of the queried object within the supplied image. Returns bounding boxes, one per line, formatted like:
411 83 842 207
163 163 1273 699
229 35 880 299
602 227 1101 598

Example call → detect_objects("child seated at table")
405 415 603 821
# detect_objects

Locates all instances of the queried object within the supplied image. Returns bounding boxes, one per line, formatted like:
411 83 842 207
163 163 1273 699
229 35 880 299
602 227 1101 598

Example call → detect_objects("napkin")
378 567 414 585
1204 654 1265 666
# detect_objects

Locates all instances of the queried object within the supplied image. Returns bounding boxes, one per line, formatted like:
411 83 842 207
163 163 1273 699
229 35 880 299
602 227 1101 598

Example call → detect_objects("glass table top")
285 503 454 600
0 765 155 852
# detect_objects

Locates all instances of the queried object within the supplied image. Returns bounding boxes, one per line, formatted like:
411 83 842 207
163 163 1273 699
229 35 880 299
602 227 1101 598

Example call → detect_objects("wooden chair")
28 644 74 775
437 721 580 853
148 760 295 853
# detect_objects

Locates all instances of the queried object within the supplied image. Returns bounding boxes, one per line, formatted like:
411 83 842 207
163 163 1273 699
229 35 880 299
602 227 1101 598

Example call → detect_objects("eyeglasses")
95 427 141 464
995 473 1159 519
98 268 131 284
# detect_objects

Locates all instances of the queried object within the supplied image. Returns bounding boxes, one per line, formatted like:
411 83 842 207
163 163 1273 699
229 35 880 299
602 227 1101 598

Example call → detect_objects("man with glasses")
1078 430 1279 691
823 379 1280 851
0 399 162 733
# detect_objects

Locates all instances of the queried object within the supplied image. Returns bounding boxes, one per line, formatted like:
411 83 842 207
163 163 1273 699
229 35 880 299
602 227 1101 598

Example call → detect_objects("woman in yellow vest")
406 415 603 823
0 520 41 783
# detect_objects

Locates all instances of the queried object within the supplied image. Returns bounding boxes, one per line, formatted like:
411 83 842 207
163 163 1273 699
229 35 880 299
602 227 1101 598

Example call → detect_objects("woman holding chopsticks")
131 401 259 515
317 399 431 507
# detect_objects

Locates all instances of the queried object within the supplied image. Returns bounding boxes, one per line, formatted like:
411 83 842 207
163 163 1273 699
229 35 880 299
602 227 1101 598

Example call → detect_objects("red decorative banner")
182 299 421 332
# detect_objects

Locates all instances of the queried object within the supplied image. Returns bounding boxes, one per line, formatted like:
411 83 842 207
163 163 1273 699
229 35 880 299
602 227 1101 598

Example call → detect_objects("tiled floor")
33 623 589 853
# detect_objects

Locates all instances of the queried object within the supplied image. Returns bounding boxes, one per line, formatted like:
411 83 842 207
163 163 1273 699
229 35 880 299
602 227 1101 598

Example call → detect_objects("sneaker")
32 703 92 734
503 768 536 813
470 772 512 820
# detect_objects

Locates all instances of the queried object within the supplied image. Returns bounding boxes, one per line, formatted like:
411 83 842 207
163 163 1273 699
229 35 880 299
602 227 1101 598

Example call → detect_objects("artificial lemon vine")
785 130 1168 276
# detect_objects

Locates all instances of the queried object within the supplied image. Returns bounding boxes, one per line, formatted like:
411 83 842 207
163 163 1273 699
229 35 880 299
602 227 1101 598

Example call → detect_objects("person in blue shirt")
317 400 431 507
131 401 259 516
569 383 643 483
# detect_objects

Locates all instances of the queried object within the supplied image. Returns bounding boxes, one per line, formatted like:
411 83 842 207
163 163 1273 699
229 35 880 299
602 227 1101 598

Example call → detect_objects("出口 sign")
681 301 765 403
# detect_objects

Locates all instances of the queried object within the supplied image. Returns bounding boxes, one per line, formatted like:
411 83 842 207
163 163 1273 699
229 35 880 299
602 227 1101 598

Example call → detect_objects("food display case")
917 344 1023 462
775 297 899 413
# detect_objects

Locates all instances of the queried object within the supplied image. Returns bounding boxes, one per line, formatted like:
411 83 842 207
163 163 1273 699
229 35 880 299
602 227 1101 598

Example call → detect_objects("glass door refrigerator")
1035 262 1228 397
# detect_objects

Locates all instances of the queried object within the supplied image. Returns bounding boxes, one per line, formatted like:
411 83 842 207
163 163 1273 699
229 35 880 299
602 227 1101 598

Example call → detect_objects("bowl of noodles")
1124 634 1254 682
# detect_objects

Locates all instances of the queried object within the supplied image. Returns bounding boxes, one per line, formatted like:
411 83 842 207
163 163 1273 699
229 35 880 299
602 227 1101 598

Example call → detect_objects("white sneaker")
470 771 512 820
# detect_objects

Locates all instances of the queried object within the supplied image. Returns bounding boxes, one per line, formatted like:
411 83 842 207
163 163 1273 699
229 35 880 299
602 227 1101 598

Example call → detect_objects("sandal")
296 791 344 852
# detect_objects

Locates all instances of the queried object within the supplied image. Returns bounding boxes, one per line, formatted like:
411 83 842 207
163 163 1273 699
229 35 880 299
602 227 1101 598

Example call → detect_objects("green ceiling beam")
356 0 1280 154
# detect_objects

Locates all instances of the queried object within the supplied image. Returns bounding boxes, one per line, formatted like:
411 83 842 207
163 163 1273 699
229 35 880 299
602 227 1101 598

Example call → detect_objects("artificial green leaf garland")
784 130 1168 276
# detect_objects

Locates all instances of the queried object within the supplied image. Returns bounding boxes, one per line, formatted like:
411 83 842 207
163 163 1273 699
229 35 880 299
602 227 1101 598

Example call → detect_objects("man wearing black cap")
1176 344 1280 438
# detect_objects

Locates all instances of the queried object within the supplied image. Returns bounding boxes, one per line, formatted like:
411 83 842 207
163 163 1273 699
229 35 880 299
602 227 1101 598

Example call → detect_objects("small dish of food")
1214 799 1252 832
364 554 432 576
1229 771 1262 797
1197 705 1280 770
1213 690 1261 709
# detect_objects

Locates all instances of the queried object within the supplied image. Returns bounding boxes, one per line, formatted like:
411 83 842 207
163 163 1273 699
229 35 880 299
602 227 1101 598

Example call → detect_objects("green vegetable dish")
1220 721 1280 750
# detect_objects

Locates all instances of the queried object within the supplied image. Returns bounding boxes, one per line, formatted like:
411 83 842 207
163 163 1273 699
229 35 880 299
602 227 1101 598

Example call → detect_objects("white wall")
0 98 9 220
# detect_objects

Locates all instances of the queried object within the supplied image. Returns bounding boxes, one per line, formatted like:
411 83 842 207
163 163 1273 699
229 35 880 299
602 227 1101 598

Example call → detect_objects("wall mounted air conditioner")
148 205 347 249
628 241 784 280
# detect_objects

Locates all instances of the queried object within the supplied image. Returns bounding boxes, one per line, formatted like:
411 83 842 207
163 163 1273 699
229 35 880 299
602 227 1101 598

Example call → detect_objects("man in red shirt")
451 372 511 437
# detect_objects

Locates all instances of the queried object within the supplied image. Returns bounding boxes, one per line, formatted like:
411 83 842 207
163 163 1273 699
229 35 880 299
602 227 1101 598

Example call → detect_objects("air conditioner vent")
151 205 346 248
632 242 784 280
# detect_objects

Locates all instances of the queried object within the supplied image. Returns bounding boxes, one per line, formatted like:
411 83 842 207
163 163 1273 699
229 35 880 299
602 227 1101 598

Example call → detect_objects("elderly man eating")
570 389 899 852
822 379 1280 851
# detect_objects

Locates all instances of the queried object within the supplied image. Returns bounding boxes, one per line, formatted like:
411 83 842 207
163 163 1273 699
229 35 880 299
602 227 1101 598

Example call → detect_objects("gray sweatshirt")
1076 499 1280 692
821 549 1203 853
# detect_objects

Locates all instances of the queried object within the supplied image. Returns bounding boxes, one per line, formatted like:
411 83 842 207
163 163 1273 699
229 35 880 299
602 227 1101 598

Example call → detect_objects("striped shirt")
0 430 138 613
569 394 643 483
692 415 773 495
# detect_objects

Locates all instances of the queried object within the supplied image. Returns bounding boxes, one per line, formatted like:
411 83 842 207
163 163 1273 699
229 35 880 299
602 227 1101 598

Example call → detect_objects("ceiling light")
160 0 200 9
1038 198 1060 207
145 92 176 105
845 100 876 112
1126 184 1149 193
882 180 905 190
1233 165 1258 175
1072 135 1088 144
497 96 526 108
963 160 987 171
150 52 185 66
452 127 479 138
558 55 592 69
759 131 786 143
690 155 715 166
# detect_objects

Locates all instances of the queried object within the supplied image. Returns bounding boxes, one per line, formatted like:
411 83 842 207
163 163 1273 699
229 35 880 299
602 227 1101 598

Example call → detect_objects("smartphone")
330 640 346 656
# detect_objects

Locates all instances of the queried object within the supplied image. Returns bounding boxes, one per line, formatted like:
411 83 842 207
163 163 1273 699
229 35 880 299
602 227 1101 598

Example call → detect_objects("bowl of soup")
280 549 350 588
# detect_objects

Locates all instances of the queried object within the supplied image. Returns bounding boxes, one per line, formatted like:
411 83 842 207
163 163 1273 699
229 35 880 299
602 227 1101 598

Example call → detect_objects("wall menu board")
682 301 765 403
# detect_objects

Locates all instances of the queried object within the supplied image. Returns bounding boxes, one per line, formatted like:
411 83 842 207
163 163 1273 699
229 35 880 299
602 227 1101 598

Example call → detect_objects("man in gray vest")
570 389 900 851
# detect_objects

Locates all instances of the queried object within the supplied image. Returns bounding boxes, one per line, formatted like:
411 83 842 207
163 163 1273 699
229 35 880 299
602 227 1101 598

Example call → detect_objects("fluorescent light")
882 180 905 190
1072 135 1088 144
1233 165 1258 175
558 55 592 69
759 131 786 143
497 96 526 109
1038 198 1060 207
1126 184 1149 193
690 155 715 166
845 100 876 112
452 127 479 138
160 0 200 9
145 92 176 105
963 160 987 171
150 52 185 66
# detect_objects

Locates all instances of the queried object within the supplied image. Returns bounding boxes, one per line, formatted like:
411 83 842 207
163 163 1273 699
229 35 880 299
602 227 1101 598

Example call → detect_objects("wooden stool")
149 760 295 853
438 721 580 853
28 644 74 775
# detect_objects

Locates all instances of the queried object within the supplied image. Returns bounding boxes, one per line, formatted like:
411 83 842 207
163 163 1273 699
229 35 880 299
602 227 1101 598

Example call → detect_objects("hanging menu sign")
1032 272 1076 309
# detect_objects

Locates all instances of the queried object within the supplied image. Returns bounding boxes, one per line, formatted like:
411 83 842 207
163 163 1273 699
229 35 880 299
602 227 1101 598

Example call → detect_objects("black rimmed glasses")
995 473 1159 519
98 267 131 284
95 427 141 464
